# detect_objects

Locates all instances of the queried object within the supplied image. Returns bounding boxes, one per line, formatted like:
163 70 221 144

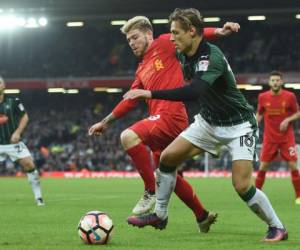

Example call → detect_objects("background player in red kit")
256 71 300 205
89 16 239 229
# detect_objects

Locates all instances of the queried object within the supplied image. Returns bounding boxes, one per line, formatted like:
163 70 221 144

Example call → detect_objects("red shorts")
129 114 188 165
260 141 298 162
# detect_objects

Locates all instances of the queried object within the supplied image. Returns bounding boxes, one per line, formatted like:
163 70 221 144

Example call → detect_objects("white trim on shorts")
0 141 32 162
180 114 257 161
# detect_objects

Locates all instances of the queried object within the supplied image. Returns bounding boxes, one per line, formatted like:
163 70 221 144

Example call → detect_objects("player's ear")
189 25 197 37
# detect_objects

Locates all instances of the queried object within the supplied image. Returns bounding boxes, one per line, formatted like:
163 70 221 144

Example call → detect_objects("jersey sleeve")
203 28 217 40
257 94 264 115
14 98 26 117
195 51 225 86
112 78 142 118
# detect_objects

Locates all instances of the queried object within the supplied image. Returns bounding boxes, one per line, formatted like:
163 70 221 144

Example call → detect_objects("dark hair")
169 8 203 35
270 70 283 78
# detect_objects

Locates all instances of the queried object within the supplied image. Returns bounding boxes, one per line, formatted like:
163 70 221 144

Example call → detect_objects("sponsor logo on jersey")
154 59 164 71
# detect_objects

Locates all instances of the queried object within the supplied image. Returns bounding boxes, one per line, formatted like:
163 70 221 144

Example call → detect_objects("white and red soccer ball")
78 211 114 245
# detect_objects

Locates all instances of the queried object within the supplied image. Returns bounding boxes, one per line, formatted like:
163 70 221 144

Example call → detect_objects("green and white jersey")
177 41 256 127
0 96 26 144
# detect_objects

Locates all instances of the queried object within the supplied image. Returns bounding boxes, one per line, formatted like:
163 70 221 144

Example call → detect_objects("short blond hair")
121 16 153 34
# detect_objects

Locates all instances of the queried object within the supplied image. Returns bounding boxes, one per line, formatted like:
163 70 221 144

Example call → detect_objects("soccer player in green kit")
0 77 44 206
124 8 287 242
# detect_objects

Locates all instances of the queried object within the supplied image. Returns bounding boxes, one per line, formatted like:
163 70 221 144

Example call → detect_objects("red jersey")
257 89 299 143
112 28 216 118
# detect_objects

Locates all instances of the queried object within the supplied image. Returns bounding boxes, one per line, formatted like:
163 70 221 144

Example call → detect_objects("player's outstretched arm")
124 78 210 102
88 113 116 136
123 89 152 100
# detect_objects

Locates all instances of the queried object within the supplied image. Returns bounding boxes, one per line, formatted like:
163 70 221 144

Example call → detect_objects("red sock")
126 143 155 193
174 175 208 221
291 169 300 198
255 170 266 189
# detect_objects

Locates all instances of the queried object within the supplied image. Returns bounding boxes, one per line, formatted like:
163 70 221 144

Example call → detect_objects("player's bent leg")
232 160 287 242
161 136 218 233
156 136 203 219
121 129 156 215
19 157 44 206
127 136 202 230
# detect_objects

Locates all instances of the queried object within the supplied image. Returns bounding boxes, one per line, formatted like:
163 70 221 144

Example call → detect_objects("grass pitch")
0 177 299 250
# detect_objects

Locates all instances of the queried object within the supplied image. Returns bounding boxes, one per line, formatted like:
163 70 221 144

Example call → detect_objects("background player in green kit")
124 8 287 242
0 77 44 206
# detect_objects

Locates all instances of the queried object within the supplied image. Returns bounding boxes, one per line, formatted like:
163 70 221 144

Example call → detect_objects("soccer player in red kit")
256 71 300 205
89 16 239 230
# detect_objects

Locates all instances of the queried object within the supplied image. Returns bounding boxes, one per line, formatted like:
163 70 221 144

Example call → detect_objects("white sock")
154 169 177 220
247 188 284 228
27 169 42 200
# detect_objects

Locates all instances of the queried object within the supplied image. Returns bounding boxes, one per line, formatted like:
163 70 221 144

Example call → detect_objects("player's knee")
120 130 133 144
120 129 140 149
233 181 250 195
20 158 35 172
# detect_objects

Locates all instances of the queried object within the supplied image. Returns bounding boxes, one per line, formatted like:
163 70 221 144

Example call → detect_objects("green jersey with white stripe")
178 41 256 127
0 96 26 144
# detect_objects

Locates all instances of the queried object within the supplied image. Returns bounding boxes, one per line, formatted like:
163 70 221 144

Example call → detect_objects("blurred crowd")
1 90 300 175
0 22 299 78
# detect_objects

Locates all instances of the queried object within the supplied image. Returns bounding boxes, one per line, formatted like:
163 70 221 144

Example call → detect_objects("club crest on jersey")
196 60 209 72
154 59 164 71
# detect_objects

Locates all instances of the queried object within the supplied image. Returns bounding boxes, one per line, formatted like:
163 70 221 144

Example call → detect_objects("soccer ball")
78 211 114 245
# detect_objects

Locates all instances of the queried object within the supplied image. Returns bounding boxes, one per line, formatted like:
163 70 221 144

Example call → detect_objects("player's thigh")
160 135 204 166
279 142 298 162
128 116 165 149
260 142 279 162
120 128 141 150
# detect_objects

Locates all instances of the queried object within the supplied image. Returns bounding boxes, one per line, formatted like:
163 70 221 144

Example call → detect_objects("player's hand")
215 22 240 37
88 121 108 136
10 131 21 143
279 119 289 132
123 89 152 100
